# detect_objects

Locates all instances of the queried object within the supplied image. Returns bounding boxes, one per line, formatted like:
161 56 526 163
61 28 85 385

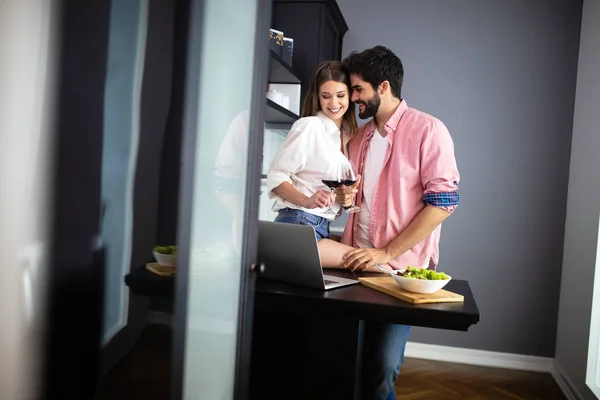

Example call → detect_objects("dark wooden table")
125 264 175 298
125 266 480 400
249 269 479 400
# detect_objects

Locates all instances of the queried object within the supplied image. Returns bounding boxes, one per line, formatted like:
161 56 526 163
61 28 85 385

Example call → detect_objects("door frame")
43 0 111 398
233 0 273 396
170 0 272 398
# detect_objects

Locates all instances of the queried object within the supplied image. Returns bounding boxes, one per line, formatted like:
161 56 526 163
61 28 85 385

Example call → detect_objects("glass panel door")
172 0 271 398
100 0 148 345
586 213 600 398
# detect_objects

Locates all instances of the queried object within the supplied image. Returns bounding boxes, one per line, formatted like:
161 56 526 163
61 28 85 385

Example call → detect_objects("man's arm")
342 205 450 271
384 205 450 258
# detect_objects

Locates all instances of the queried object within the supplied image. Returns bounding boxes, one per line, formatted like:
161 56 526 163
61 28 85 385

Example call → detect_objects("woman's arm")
266 122 310 200
267 119 335 209
273 182 332 209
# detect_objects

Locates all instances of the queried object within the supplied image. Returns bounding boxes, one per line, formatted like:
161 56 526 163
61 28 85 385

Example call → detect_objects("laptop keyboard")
324 279 339 285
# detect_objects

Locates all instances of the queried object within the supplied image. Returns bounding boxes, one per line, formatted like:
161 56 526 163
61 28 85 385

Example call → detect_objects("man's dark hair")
343 45 404 99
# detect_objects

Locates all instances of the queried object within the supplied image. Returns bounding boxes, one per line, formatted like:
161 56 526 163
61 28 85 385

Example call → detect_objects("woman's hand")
273 182 334 210
301 190 334 209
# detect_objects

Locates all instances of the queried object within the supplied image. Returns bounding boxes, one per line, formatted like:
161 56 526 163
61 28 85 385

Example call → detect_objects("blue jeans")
274 208 331 241
362 323 412 400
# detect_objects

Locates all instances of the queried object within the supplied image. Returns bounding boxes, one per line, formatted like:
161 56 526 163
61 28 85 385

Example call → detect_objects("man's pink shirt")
341 100 460 270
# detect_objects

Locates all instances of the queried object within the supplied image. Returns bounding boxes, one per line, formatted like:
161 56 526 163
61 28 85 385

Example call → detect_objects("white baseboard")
551 361 584 400
404 341 554 373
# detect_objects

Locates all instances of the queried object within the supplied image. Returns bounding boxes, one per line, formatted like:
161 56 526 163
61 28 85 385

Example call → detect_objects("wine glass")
341 159 361 213
321 162 342 215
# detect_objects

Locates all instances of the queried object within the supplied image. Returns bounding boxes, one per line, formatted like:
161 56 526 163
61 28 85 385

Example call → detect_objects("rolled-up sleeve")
420 119 460 213
266 125 308 199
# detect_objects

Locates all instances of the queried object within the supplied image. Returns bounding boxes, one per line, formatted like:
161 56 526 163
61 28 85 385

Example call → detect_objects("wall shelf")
265 98 299 124
268 49 301 84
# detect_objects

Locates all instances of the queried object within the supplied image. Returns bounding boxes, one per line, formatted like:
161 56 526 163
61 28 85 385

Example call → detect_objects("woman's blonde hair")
300 61 358 136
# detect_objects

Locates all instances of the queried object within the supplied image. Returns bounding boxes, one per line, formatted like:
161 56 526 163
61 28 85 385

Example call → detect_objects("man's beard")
357 92 380 119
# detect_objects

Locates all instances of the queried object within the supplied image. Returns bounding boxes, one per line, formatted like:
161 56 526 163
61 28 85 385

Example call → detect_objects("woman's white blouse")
267 111 349 220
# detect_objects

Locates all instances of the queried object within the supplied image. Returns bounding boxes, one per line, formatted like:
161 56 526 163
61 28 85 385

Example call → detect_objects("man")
336 46 460 400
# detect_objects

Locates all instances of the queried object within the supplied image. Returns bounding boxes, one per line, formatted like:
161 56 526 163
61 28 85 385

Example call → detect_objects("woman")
266 61 390 271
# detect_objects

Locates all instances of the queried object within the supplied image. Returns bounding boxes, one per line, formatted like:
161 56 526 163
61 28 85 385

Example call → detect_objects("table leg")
250 311 363 400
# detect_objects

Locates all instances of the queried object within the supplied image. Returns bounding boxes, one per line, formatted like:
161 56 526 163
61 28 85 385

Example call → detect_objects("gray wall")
554 0 600 398
132 0 174 270
337 0 582 357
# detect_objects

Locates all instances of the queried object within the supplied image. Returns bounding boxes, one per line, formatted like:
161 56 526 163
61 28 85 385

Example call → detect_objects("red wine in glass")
341 160 361 213
322 179 343 189
321 162 343 215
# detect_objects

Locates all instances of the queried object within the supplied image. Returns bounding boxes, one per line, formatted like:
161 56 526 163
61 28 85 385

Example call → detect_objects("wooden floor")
396 358 566 400
95 324 566 400
94 324 173 400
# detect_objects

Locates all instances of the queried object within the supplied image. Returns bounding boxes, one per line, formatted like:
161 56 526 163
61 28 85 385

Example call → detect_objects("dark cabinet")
318 4 343 62
272 0 348 100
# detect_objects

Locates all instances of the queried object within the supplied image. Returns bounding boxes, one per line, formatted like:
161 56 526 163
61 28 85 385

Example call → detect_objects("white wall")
0 2 58 399
554 0 600 398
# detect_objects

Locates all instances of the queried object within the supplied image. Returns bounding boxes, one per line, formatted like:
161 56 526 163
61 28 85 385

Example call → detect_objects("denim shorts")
274 208 331 241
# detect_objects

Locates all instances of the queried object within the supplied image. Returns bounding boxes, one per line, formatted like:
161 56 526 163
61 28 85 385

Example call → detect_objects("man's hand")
343 247 392 272
301 190 334 209
335 175 360 208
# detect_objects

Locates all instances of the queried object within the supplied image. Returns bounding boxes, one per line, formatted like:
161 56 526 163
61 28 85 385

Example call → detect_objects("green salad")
400 266 449 280
154 245 177 255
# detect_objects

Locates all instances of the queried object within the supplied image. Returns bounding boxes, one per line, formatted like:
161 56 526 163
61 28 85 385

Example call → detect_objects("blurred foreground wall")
0 1 59 399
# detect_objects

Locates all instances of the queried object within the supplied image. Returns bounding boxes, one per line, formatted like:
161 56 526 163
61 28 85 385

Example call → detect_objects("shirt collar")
317 111 341 136
364 99 409 137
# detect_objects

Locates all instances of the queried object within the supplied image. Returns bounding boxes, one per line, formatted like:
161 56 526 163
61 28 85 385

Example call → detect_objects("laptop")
257 220 359 290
